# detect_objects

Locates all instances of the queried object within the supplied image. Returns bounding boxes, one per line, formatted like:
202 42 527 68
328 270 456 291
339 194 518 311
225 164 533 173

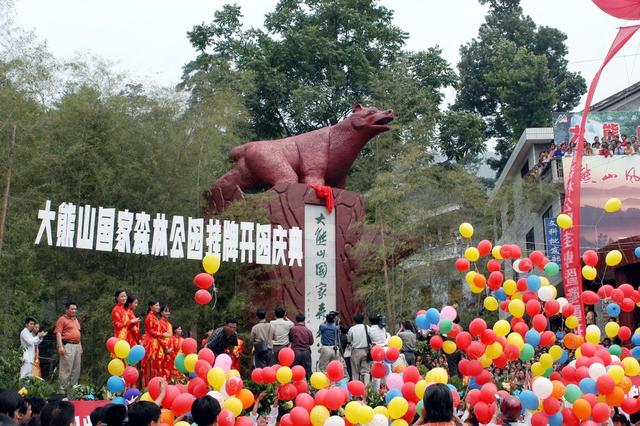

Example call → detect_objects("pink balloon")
440 306 457 321
386 373 403 390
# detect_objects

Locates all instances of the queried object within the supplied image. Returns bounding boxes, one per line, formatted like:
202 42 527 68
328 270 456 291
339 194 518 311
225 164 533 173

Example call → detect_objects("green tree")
454 0 585 173
438 110 486 163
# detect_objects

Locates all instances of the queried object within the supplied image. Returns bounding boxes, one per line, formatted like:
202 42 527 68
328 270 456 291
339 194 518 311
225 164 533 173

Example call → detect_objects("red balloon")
513 321 529 338
324 388 344 410
542 397 560 415
402 401 417 423
148 377 164 399
289 407 310 426
598 284 614 298
458 359 469 376
314 389 328 406
619 325 632 340
621 298 635 313
455 332 472 350
251 368 263 383
194 289 212 305
476 370 493 386
561 303 574 317
561 407 579 426
469 318 487 337
511 245 522 259
123 366 139 385
290 365 306 382
582 250 599 267
597 375 615 394
620 283 634 297
194 272 214 289
612 289 624 304
171 393 195 416
487 259 501 272
106 337 119 353
531 314 547 332
581 343 596 357
526 299 541 317
466 342 485 360
499 245 512 259
278 348 295 367
371 362 386 379
593 0 640 20
181 338 197 355
403 366 421 384
516 278 528 292
591 402 609 423
480 329 496 345
473 402 492 424
561 365 577 382
466 389 481 407
195 360 211 379
225 376 243 395
480 383 497 404
401 382 418 403
540 331 555 347
347 380 365 397
386 346 400 362
518 258 533 272
278 383 298 401
326 360 344 382
448 323 462 338
198 348 215 364
487 271 503 290
371 345 385 362
493 353 508 369
235 417 252 426
505 344 520 361
529 250 545 267
280 414 293 426
295 393 315 412
478 240 493 256
294 380 308 394
429 335 444 350
188 377 208 398
544 300 560 316
580 290 599 305
455 258 470 272
531 412 548 426
622 397 639 414
261 366 276 383
218 410 235 426
162 385 180 409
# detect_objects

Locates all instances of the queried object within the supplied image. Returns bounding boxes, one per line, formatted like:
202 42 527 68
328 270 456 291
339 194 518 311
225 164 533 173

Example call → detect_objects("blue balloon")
548 412 563 426
555 331 564 340
519 390 538 410
493 288 507 301
635 247 640 257
426 308 440 325
111 397 125 406
127 345 146 364
124 388 140 401
468 376 480 390
607 302 621 317
558 350 568 364
632 333 640 346
526 275 541 292
385 389 402 403
579 377 597 395
632 346 640 359
107 376 125 393
525 330 541 346
416 314 428 330
338 378 348 390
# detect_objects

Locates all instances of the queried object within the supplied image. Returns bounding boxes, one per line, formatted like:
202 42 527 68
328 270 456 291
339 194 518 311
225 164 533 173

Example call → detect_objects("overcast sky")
11 0 640 107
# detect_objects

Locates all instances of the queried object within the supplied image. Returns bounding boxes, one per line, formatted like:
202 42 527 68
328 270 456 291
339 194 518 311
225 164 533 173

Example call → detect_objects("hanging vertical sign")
304 204 336 368
543 218 562 266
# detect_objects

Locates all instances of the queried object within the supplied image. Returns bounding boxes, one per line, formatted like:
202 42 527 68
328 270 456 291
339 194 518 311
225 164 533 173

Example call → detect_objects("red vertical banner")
561 25 640 336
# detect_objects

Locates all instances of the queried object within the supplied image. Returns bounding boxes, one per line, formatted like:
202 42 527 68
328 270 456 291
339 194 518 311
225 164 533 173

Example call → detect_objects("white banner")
34 200 303 266
304 204 337 369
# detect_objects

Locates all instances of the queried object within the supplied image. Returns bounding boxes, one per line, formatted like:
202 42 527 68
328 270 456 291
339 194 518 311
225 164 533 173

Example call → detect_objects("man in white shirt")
20 317 46 379
347 313 370 385
270 307 293 361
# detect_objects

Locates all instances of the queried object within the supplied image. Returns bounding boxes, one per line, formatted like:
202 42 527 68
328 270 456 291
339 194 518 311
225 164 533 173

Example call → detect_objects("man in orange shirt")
55 302 82 393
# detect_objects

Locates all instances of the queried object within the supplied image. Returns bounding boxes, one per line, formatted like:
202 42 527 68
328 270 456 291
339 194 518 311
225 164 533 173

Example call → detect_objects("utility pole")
0 124 16 254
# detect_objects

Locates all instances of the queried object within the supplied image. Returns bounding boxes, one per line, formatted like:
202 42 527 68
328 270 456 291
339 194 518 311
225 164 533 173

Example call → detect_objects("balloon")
582 265 597 281
508 299 525 318
310 372 330 389
278 347 295 366
572 398 591 421
455 258 470 272
326 360 345 382
123 366 139 385
388 335 403 350
310 406 330 426
108 358 125 377
582 250 599 267
324 416 345 426
184 353 198 372
295 393 315 413
194 272 214 289
128 345 145 363
519 390 538 410
217 410 235 426
202 254 221 274
556 214 572 229
171 393 195 417
207 367 226 390
195 289 212 305
425 367 448 384
107 376 125 393
223 397 243 417
606 321 620 338
276 366 293 384
493 320 510 337
606 250 623 266
235 417 253 426
532 377 552 399
290 407 310 426
465 247 480 262
114 340 131 359
106 337 119 353
544 261 559 276
484 296 499 311
604 197 622 213
387 397 409 419
459 222 474 238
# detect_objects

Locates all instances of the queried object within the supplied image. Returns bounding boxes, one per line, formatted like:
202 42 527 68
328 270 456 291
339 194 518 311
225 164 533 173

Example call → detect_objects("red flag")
562 25 640 336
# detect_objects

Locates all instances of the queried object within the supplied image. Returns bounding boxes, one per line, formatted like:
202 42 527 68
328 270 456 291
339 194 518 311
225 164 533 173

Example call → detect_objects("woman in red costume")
170 324 184 380
111 289 139 340
141 300 169 386
230 337 244 372
125 294 141 346
158 305 174 381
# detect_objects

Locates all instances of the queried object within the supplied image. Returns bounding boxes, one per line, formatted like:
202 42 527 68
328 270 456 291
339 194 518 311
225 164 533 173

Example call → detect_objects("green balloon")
416 400 423 415
543 367 554 378
609 344 622 356
564 384 582 403
174 353 187 374
519 344 535 361
544 262 559 276
439 319 453 335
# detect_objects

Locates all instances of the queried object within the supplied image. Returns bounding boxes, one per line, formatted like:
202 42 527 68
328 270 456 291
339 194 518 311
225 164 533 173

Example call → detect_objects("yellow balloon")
503 279 517 296
549 345 562 360
479 355 493 368
539 353 553 368
114 340 130 359
226 369 241 379
388 336 403 350
202 254 221 274
493 320 511 337
623 357 640 376
387 397 409 419
606 250 622 266
465 247 480 262
565 315 578 329
585 331 600 345
507 333 524 350
425 367 449 384
575 348 582 359
486 342 503 359
531 362 545 377
184 353 198 372
540 276 550 286
605 321 620 338
140 392 153 402
107 358 125 376
310 406 330 426
373 406 388 417
345 401 362 424
391 420 408 426
511 291 523 301
443 340 457 354
459 222 474 239
465 271 477 285
223 397 243 417
358 405 375 425
582 265 597 281
174 422 190 426
492 245 503 259
469 283 484 294
556 213 573 229
508 299 525 318
310 372 330 389
276 366 293 384
207 367 226 390
604 197 622 213
484 296 499 311
608 365 624 384
415 380 427 399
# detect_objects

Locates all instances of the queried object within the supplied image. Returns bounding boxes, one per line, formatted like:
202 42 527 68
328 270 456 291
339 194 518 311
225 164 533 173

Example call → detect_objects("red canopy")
593 0 640 20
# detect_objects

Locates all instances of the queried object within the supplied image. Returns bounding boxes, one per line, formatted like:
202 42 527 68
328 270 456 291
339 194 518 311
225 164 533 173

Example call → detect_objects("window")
542 206 552 221
525 227 535 253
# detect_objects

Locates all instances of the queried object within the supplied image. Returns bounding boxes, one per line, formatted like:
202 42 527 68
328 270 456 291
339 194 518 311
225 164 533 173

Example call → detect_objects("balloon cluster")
194 254 220 305
105 338 145 396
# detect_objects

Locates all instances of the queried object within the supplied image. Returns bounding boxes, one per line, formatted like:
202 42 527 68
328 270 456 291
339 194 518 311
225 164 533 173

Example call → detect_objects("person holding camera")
270 307 293 361
20 317 47 379
318 312 341 372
